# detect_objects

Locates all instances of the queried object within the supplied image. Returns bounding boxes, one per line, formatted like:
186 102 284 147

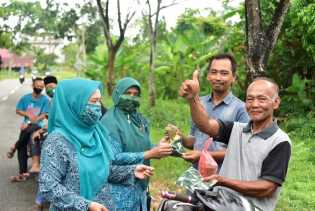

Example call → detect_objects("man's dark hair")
207 53 237 75
44 75 58 86
33 77 43 84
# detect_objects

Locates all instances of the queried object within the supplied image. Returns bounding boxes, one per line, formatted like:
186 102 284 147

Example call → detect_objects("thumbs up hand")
179 70 200 100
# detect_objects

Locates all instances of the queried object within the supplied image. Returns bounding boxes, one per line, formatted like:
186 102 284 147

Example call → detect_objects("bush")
140 97 190 132
280 74 315 115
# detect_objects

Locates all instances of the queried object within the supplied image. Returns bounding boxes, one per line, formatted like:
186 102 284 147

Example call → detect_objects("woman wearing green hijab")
39 78 153 211
101 77 172 211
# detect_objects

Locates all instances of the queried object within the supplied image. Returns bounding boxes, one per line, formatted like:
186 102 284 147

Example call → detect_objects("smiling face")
207 58 236 94
246 80 280 123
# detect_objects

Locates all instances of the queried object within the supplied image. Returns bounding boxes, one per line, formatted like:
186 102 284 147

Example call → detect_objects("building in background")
0 48 33 70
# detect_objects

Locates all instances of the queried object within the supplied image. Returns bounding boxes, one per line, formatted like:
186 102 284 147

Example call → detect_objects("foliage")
0 69 18 81
140 95 190 130
0 31 14 49
267 0 315 99
276 113 315 210
281 74 315 115
63 43 80 68
84 44 108 80
32 48 57 72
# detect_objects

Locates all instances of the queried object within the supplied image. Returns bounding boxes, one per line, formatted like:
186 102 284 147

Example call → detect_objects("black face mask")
33 87 43 95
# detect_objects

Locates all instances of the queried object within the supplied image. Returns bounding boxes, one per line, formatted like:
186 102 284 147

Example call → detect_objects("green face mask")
46 88 55 98
117 95 140 113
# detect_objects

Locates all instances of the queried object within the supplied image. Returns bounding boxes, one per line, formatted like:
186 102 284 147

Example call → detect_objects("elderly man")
179 71 291 211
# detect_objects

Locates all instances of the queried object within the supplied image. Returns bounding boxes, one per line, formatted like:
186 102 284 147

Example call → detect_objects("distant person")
19 66 25 84
7 77 49 182
39 78 153 211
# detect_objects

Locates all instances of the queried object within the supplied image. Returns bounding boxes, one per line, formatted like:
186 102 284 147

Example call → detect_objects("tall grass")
0 69 19 81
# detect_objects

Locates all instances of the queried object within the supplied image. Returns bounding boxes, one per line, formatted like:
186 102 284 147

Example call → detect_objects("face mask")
33 87 43 95
80 103 102 125
46 88 55 98
117 95 140 113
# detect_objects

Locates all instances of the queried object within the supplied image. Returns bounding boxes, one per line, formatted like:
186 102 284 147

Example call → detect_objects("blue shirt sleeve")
109 134 145 165
108 164 135 185
235 105 250 123
16 95 26 111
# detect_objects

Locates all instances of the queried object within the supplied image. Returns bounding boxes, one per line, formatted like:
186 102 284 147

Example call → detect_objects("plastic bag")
198 138 218 177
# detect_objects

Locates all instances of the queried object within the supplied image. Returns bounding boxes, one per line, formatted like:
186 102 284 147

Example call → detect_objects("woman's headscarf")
48 78 114 200
101 77 151 189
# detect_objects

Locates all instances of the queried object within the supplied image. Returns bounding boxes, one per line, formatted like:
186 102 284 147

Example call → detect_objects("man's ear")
273 96 281 110
232 74 237 83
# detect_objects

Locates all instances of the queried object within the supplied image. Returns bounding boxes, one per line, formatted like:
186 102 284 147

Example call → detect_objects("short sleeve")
16 95 26 111
260 142 291 185
216 120 234 145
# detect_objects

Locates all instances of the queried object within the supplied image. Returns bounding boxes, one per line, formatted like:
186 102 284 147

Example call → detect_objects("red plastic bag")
198 138 218 177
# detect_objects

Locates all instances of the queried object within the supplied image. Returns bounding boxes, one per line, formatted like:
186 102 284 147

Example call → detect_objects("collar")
243 121 279 139
208 92 233 105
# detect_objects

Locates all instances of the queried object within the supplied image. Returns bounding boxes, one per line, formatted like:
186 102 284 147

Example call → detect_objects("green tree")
96 0 137 95
245 0 290 80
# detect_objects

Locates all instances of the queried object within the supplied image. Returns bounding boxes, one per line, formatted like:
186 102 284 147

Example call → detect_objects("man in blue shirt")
29 75 58 174
180 53 249 169
8 77 49 182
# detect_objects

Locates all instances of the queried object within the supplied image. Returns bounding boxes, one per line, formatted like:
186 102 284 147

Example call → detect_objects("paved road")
0 79 43 211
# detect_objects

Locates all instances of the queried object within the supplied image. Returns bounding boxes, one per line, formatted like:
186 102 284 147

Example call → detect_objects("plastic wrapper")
176 167 216 193
164 124 186 157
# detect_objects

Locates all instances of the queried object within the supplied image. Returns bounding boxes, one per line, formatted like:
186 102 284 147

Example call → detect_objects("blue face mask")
80 103 102 125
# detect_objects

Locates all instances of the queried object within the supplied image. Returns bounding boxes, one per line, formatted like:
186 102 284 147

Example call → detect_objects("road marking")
0 84 22 102
1 96 8 101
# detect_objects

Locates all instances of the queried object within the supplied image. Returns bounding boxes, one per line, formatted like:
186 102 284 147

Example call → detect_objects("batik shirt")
39 132 136 211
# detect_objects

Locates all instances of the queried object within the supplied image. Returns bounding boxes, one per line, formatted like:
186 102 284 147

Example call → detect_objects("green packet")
170 139 186 157
176 167 216 192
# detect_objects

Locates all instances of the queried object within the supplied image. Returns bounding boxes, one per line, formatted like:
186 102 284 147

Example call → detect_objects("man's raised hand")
179 70 200 100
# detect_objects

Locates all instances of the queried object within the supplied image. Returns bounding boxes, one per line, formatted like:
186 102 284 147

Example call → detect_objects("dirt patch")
149 180 185 211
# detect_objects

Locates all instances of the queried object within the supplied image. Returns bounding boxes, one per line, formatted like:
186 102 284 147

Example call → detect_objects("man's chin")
213 87 227 94
249 115 263 122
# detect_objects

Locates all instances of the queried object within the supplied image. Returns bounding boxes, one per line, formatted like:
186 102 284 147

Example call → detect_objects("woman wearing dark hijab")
101 77 172 211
